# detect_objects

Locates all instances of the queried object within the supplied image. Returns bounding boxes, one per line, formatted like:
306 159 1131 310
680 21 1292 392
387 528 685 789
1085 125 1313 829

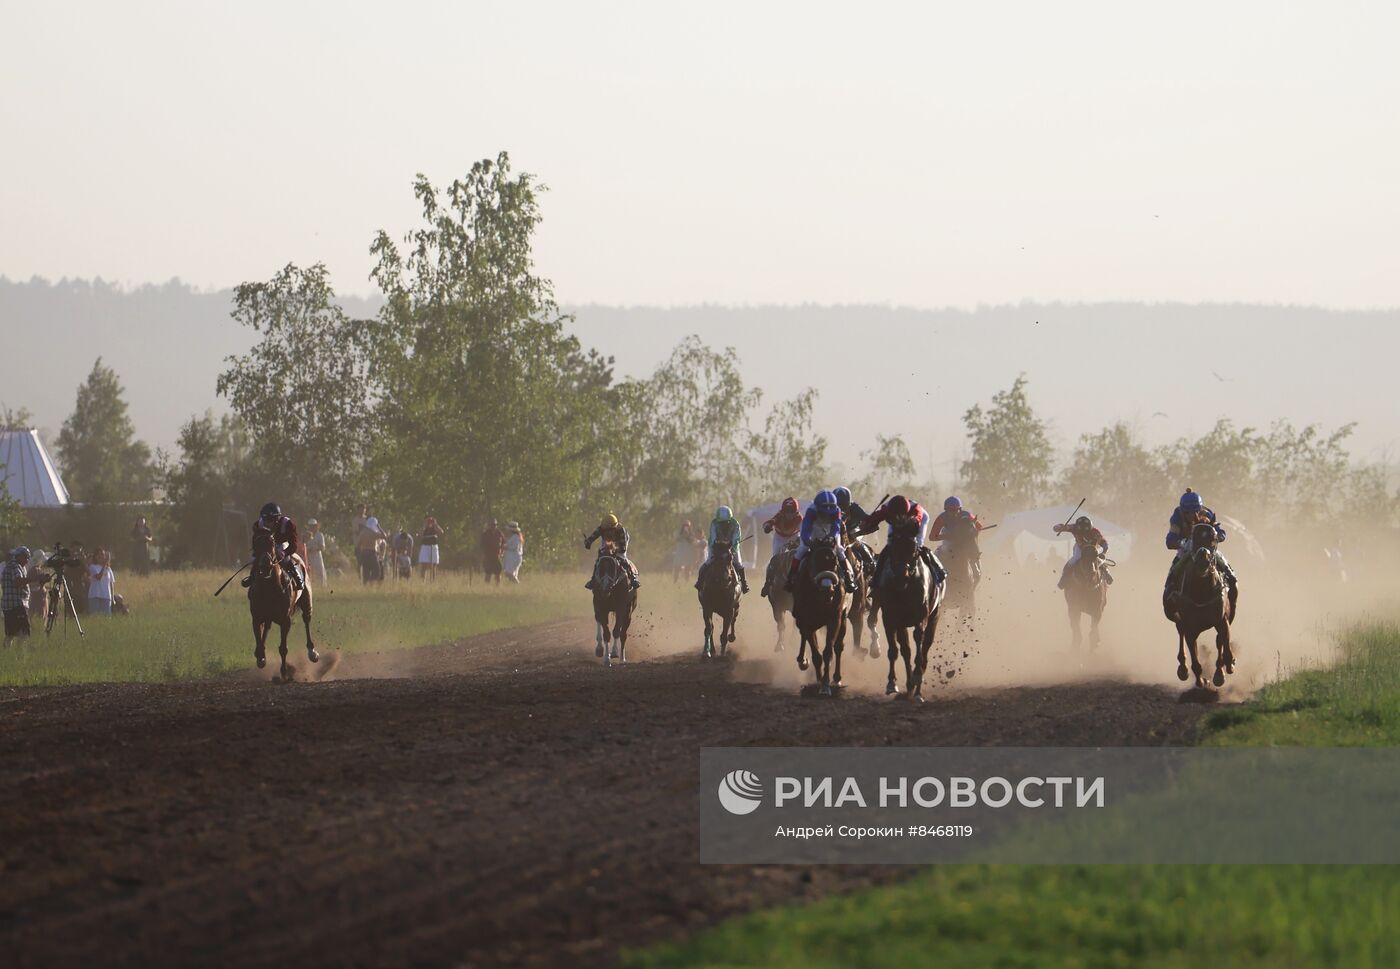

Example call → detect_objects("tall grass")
0 569 580 687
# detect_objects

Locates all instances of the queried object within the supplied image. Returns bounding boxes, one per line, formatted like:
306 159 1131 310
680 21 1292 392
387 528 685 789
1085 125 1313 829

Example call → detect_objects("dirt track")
0 618 1207 968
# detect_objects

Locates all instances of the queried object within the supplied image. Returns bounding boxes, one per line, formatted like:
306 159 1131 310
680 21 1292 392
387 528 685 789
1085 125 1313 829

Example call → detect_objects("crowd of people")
1 538 133 645
342 507 524 585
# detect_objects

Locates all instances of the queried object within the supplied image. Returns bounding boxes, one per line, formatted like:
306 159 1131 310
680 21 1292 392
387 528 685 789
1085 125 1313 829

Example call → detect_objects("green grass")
0 569 580 686
623 620 1400 969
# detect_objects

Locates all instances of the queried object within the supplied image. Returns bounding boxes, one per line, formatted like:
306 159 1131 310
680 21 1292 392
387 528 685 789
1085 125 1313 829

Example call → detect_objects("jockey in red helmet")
858 495 947 583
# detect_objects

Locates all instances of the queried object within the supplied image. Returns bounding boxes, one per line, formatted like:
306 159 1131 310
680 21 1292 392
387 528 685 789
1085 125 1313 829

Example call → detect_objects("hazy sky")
4 1 1398 308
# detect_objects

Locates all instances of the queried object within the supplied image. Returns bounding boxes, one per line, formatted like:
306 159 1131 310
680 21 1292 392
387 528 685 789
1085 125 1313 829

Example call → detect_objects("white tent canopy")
981 504 1134 565
0 429 70 508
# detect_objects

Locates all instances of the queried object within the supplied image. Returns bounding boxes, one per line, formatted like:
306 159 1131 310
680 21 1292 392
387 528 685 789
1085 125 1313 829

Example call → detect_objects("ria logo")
717 770 764 815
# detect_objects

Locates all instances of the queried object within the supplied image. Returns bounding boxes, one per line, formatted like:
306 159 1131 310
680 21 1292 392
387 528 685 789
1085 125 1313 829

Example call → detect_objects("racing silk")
1166 507 1224 550
843 501 871 533
709 516 743 549
254 515 301 562
867 502 930 536
1068 526 1109 554
799 506 844 546
586 524 630 554
929 508 981 541
763 507 802 539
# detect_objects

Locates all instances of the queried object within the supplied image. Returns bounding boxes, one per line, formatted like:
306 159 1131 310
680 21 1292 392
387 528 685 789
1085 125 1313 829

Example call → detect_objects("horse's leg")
702 607 714 658
1188 629 1206 688
796 625 810 671
595 602 606 658
1213 620 1231 686
1090 607 1102 650
818 621 836 696
277 620 291 681
252 618 267 669
911 607 941 701
301 589 318 663
772 604 785 652
832 618 846 689
883 616 900 695
867 600 882 658
1176 628 1190 682
1068 601 1081 650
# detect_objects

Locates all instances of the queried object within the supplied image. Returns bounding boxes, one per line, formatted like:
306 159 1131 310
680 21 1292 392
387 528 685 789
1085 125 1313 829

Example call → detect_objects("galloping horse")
872 518 944 700
591 542 636 668
1170 522 1237 688
698 541 741 659
842 539 875 657
792 539 848 696
940 513 982 618
249 526 317 680
1064 546 1111 649
765 540 798 651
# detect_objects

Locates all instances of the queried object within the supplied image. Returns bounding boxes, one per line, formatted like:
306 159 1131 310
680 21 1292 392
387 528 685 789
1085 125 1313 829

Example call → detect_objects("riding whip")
213 560 252 597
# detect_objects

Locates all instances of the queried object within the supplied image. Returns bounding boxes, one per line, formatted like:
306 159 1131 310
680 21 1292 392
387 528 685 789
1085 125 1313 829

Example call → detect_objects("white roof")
0 429 71 508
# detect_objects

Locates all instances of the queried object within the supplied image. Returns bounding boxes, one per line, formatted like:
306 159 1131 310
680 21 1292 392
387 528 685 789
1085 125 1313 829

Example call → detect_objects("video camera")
44 544 82 573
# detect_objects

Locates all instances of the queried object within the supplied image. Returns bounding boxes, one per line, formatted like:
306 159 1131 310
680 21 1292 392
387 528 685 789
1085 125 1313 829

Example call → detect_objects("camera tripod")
44 568 85 638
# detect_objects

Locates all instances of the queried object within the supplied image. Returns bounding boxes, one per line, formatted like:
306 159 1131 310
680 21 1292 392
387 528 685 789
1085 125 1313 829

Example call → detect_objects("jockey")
762 497 803 558
241 502 306 591
1055 515 1113 588
785 490 857 593
860 495 946 583
697 506 749 594
584 513 640 590
929 496 985 560
1165 488 1238 600
832 486 878 578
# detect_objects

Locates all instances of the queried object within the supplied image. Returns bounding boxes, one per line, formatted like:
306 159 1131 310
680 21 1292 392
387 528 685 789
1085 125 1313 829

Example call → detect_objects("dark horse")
699 541 741 659
1064 546 1111 649
249 527 317 681
793 539 848 696
872 519 944 700
1169 522 1237 688
592 543 636 668
940 513 982 618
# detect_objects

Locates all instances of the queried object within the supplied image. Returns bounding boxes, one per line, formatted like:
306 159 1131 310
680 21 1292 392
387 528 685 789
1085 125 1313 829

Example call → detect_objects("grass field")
0 569 581 687
624 619 1400 969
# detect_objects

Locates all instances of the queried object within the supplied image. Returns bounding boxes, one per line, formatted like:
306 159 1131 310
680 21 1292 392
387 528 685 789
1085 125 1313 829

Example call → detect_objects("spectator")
27 548 50 620
355 515 387 584
479 519 505 585
305 519 327 585
130 517 153 576
392 525 414 580
502 522 524 583
2 547 47 646
351 504 369 544
87 548 115 616
418 515 445 581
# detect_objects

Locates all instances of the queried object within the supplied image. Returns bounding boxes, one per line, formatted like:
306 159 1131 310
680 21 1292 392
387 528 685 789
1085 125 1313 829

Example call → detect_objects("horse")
871 522 944 700
591 543 637 668
842 539 875 657
698 541 741 659
764 540 798 651
1170 522 1237 688
249 527 317 681
1064 546 1111 649
939 513 982 618
792 539 849 696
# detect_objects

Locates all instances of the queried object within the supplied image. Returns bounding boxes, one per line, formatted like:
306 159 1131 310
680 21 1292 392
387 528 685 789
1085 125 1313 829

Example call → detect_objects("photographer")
2 547 49 646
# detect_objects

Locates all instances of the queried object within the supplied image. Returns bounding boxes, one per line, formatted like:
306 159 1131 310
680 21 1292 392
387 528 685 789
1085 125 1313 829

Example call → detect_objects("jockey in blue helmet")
1164 488 1238 616
696 505 748 594
832 486 877 578
785 489 857 593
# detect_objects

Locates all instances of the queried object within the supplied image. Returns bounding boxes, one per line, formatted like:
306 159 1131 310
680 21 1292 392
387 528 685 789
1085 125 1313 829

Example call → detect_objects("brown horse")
1064 547 1111 649
765 540 797 651
591 544 636 668
249 528 317 681
872 524 944 700
793 539 848 696
1170 523 1237 688
699 541 742 659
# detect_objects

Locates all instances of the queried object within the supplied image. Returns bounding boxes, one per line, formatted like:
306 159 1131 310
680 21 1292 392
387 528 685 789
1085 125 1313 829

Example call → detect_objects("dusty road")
0 618 1207 968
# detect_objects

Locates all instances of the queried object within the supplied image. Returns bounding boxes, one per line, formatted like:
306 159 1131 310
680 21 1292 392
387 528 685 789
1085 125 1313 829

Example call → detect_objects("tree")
160 411 269 565
368 154 616 564
217 263 374 517
959 375 1053 515
851 434 922 503
55 358 153 503
745 388 829 505
1060 422 1167 532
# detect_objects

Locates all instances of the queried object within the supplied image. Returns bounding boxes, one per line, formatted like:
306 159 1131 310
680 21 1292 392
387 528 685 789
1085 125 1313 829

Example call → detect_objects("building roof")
0 429 71 508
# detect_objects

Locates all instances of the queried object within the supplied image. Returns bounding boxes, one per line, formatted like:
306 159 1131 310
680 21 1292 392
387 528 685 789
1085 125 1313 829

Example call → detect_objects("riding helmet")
887 495 912 515
601 513 619 528
1179 490 1202 512
813 490 839 514
944 496 962 511
832 487 852 509
260 502 282 520
716 506 733 521
1077 516 1093 529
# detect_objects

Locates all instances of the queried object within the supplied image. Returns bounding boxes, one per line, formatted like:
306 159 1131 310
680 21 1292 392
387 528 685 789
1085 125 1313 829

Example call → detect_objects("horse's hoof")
595 644 604 657
256 655 266 669
1226 663 1235 674
1176 664 1189 682
820 685 832 697
307 648 319 664
610 648 619 659
797 657 809 671
869 646 881 659
886 681 898 696
833 676 844 688
1213 669 1225 687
